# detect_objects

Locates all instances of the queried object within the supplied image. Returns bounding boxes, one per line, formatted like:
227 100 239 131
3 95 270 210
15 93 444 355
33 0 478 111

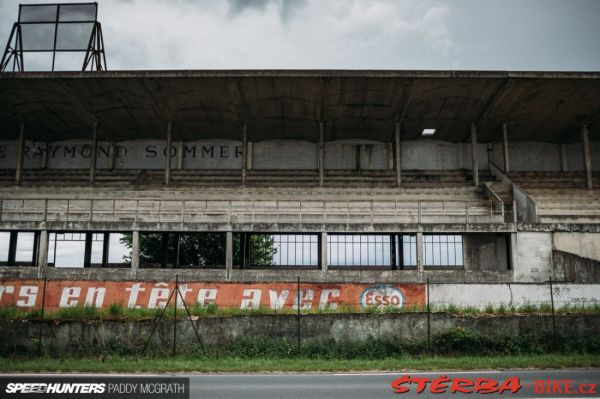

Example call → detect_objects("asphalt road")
189 369 600 399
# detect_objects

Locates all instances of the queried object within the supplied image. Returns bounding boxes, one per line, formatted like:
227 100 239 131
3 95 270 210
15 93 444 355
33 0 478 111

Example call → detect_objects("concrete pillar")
320 232 328 271
37 229 48 269
470 123 479 186
502 123 510 173
560 144 569 172
319 122 325 187
165 122 172 185
131 230 140 277
15 123 24 185
89 123 98 184
582 125 593 190
416 231 424 272
509 232 518 279
394 122 402 186
247 142 253 170
242 123 247 186
226 231 233 280
177 141 183 170
108 142 116 170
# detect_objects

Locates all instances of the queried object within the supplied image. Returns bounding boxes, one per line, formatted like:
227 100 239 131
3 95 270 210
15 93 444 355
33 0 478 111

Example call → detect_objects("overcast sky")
1 0 599 71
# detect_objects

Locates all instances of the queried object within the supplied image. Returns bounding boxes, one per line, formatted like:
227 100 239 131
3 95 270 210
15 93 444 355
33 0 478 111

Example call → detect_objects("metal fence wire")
0 277 598 356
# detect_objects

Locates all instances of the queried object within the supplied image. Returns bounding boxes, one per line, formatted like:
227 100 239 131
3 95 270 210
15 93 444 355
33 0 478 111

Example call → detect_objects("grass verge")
0 354 597 373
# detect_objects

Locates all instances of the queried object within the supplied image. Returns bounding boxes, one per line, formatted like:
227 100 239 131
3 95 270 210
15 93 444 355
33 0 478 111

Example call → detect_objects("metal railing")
0 197 510 225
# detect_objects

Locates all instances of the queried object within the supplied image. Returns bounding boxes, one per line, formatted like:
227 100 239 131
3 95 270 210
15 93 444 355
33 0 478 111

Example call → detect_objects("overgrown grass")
0 354 597 373
1 302 599 321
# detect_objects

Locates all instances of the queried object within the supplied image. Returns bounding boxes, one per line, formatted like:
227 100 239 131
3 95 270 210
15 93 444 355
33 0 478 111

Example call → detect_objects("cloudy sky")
1 0 599 71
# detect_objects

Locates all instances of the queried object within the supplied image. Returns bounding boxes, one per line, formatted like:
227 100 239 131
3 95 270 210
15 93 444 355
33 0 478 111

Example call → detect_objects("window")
0 232 9 263
139 232 225 269
0 231 37 266
238 234 318 268
398 235 417 267
423 234 463 267
328 234 390 267
48 231 131 268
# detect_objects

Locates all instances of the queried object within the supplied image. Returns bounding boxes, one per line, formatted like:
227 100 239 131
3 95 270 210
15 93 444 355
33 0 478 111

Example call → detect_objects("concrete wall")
2 139 596 171
553 250 600 283
463 234 508 272
553 232 600 262
513 232 553 282
1 313 597 355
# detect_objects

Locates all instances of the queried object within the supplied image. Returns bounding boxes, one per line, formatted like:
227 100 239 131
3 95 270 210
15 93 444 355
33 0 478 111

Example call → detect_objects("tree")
120 233 275 268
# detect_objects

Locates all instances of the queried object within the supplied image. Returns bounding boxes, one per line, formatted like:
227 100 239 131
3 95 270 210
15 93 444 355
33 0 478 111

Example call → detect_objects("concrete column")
394 122 402 186
502 123 510 173
560 144 569 172
131 230 140 277
319 122 325 187
247 142 253 170
320 232 328 271
165 122 172 185
242 123 247 186
226 231 233 280
177 141 183 170
108 142 116 170
582 125 593 190
470 123 479 186
89 123 98 184
15 123 24 185
416 231 424 272
37 229 48 269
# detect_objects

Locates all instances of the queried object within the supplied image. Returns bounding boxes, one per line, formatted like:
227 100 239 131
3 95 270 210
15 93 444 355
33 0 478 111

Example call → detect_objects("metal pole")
242 123 247 186
165 122 172 185
426 277 431 354
502 123 510 173
395 122 402 186
549 277 556 335
38 277 47 357
319 122 324 187
173 274 178 356
581 125 593 190
470 123 479 186
297 276 301 349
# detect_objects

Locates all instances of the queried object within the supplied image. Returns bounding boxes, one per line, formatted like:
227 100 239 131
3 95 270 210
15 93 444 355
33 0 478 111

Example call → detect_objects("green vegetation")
0 354 596 373
1 302 599 321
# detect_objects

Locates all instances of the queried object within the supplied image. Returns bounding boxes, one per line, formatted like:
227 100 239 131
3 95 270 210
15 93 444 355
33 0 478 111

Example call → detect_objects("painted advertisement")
0 280 425 311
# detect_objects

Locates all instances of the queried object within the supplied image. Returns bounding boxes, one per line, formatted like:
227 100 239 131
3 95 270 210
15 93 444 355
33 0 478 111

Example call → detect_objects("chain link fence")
0 277 598 356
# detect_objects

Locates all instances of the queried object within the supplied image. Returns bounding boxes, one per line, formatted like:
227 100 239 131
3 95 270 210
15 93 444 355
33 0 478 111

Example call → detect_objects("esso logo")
360 285 404 309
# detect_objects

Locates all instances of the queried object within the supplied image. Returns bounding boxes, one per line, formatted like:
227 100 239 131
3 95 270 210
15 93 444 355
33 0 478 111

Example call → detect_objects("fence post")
426 277 431 354
38 277 47 357
173 274 178 356
297 276 301 349
549 277 556 335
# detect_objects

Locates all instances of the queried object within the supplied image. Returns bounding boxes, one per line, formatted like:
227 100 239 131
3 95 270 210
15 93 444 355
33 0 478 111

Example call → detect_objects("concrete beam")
131 230 140 278
165 122 172 185
15 123 24 185
502 123 510 173
242 123 247 186
89 123 98 184
319 122 324 187
470 123 479 186
395 122 402 186
320 231 328 271
226 231 233 280
582 125 593 190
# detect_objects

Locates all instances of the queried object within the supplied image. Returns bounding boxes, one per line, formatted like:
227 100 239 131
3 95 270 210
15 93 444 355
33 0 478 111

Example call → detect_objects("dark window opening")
139 232 225 269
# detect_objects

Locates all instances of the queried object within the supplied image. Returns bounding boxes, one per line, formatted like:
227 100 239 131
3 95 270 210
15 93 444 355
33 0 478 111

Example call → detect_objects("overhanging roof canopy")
1 70 599 143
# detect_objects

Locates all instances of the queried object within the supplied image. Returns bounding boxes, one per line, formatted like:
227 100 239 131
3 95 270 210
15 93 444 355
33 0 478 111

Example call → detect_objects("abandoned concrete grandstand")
0 70 599 283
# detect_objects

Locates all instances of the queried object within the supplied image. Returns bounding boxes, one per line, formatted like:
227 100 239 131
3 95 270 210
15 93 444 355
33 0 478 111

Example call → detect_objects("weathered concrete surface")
513 232 553 282
554 232 600 262
0 313 597 355
553 250 600 283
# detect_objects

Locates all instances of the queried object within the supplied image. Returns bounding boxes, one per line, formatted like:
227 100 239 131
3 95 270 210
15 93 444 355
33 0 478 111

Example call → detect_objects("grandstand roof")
1 70 599 143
